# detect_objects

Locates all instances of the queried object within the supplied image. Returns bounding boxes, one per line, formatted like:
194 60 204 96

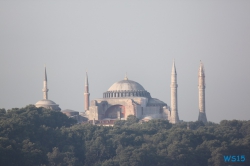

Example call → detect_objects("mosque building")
35 67 61 111
35 61 208 125
84 61 208 124
85 73 170 123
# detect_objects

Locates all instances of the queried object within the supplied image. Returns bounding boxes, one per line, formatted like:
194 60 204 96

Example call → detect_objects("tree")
0 109 6 117
1 106 250 165
125 115 139 125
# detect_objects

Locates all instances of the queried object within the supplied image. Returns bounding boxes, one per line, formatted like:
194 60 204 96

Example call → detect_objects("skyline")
1 1 250 123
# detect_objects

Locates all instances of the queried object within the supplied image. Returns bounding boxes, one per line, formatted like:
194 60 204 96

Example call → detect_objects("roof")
35 99 57 105
61 109 78 113
35 99 61 111
147 98 167 105
108 79 145 91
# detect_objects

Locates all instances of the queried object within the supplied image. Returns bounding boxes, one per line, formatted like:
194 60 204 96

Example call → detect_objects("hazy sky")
1 1 250 123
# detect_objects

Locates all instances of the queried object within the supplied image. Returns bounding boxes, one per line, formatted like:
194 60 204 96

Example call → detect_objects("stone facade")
86 77 171 122
87 97 170 121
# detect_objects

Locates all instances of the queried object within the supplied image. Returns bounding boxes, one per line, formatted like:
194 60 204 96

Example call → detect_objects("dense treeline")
0 105 250 166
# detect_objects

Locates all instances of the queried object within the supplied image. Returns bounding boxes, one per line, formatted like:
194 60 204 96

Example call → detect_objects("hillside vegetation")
0 105 249 166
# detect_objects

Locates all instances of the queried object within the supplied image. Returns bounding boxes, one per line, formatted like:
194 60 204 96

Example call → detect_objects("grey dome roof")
35 99 61 111
35 99 57 105
108 79 145 91
61 109 78 113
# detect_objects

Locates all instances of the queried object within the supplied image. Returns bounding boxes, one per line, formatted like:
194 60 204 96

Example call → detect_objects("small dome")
35 99 57 105
35 99 61 111
61 109 78 113
108 79 145 91
61 109 79 116
141 114 162 120
142 116 153 120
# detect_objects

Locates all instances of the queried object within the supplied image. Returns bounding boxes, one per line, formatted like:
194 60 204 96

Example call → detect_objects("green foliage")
0 106 250 166
0 105 78 166
0 108 6 116
47 147 80 166
125 115 139 125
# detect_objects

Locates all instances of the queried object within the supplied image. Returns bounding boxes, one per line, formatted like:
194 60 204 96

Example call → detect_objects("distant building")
35 61 208 124
82 119 117 126
84 61 185 124
35 67 61 111
84 60 208 124
61 109 87 123
61 109 79 116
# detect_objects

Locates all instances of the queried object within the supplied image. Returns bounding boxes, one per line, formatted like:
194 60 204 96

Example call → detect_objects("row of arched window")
103 90 151 98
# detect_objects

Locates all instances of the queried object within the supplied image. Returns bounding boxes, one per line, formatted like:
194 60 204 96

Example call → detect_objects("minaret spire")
170 59 179 124
85 71 89 86
198 61 207 123
42 67 49 99
44 66 47 81
84 72 90 111
172 59 177 75
124 72 128 80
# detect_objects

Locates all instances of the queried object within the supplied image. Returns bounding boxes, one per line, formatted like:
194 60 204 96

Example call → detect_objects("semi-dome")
103 76 151 98
35 99 61 111
61 109 78 113
61 109 79 116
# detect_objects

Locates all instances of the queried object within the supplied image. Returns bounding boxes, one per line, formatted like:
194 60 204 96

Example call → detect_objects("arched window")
105 105 125 119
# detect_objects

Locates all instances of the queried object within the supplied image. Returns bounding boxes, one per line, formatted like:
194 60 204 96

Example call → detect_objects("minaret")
42 67 49 100
198 61 207 123
84 72 90 111
170 60 179 124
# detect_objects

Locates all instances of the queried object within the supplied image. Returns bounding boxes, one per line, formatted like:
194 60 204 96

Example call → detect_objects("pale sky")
1 1 250 123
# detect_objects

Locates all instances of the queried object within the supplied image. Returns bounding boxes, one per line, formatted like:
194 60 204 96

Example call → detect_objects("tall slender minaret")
198 61 207 123
42 67 49 100
170 60 179 124
84 72 90 111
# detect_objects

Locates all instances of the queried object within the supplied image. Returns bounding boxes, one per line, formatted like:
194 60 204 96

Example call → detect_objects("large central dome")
103 76 151 98
108 78 145 91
